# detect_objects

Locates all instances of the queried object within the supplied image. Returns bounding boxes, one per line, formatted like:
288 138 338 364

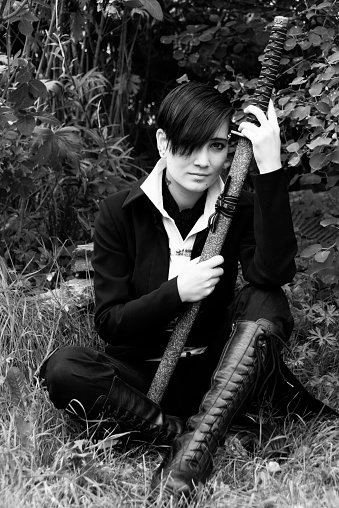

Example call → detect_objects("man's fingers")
266 99 279 125
203 255 224 268
243 104 268 125
238 125 256 141
190 256 201 264
243 100 278 126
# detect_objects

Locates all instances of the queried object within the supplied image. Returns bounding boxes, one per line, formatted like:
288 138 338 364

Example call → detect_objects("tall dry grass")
0 277 339 508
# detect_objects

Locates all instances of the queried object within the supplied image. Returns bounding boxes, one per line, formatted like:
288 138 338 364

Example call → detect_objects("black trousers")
40 285 307 422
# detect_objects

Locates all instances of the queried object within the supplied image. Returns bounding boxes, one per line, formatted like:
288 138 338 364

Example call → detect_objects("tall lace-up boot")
150 318 285 500
65 373 184 446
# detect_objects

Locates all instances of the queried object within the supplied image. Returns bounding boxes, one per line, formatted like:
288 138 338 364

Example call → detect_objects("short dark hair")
157 81 232 157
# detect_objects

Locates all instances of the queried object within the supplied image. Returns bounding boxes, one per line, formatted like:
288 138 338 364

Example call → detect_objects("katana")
147 16 289 404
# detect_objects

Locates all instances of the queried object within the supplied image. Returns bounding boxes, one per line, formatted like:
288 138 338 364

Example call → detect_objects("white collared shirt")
141 159 223 280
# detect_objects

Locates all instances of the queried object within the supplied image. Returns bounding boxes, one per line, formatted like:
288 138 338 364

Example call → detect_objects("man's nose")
193 147 209 167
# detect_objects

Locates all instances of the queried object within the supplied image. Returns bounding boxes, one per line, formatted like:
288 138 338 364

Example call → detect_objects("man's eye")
211 142 226 150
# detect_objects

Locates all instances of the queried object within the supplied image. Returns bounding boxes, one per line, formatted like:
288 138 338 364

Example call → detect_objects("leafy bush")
284 273 339 408
0 22 144 278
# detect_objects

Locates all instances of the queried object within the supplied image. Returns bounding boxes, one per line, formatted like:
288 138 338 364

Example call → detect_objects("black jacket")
91 168 339 419
92 168 297 359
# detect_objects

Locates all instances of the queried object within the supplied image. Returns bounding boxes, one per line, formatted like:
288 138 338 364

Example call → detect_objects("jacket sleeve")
92 198 185 346
239 168 297 286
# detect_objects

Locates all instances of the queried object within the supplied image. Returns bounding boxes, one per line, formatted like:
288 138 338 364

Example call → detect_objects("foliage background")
0 0 339 286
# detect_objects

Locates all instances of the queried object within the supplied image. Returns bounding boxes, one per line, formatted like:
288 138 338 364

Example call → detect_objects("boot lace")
251 330 291 407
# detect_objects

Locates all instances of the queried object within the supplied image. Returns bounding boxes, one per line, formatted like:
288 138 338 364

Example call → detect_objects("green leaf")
316 101 331 114
308 116 324 127
161 35 175 44
309 82 323 96
3 130 18 140
330 148 339 163
139 0 163 21
173 49 185 60
288 153 301 167
180 34 191 44
43 80 63 95
199 31 213 42
331 104 339 117
319 248 334 267
13 57 28 68
309 153 327 171
291 106 310 120
288 26 302 36
300 244 322 258
291 77 307 85
314 250 330 263
16 114 35 136
317 2 333 9
300 173 322 184
21 11 39 22
16 67 31 84
328 52 339 64
8 83 32 109
175 74 188 85
217 81 232 93
307 137 332 150
36 114 62 126
326 176 339 189
300 39 311 50
233 43 244 54
55 126 81 135
29 79 47 99
320 217 339 227
284 39 296 51
278 97 290 107
31 127 53 145
18 20 33 37
319 68 335 80
286 142 300 153
220 27 230 37
309 33 322 46
209 14 220 23
32 140 52 165
313 26 329 37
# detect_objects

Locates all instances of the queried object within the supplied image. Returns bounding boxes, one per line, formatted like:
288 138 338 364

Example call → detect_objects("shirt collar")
140 159 223 232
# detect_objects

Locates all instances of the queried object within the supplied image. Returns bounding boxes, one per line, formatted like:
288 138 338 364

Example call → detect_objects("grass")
0 272 339 508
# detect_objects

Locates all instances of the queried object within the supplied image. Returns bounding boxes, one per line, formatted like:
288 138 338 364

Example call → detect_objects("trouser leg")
40 346 183 445
229 283 294 339
150 285 293 500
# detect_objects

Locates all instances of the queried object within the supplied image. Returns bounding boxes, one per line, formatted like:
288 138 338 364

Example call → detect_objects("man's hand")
177 255 224 303
238 100 281 174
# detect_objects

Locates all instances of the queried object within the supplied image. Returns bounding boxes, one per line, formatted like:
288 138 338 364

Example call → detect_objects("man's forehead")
212 121 229 139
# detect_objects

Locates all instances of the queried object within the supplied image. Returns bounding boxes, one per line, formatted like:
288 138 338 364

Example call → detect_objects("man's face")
161 121 229 197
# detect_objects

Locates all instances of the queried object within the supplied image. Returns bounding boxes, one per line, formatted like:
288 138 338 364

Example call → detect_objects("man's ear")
156 129 168 158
